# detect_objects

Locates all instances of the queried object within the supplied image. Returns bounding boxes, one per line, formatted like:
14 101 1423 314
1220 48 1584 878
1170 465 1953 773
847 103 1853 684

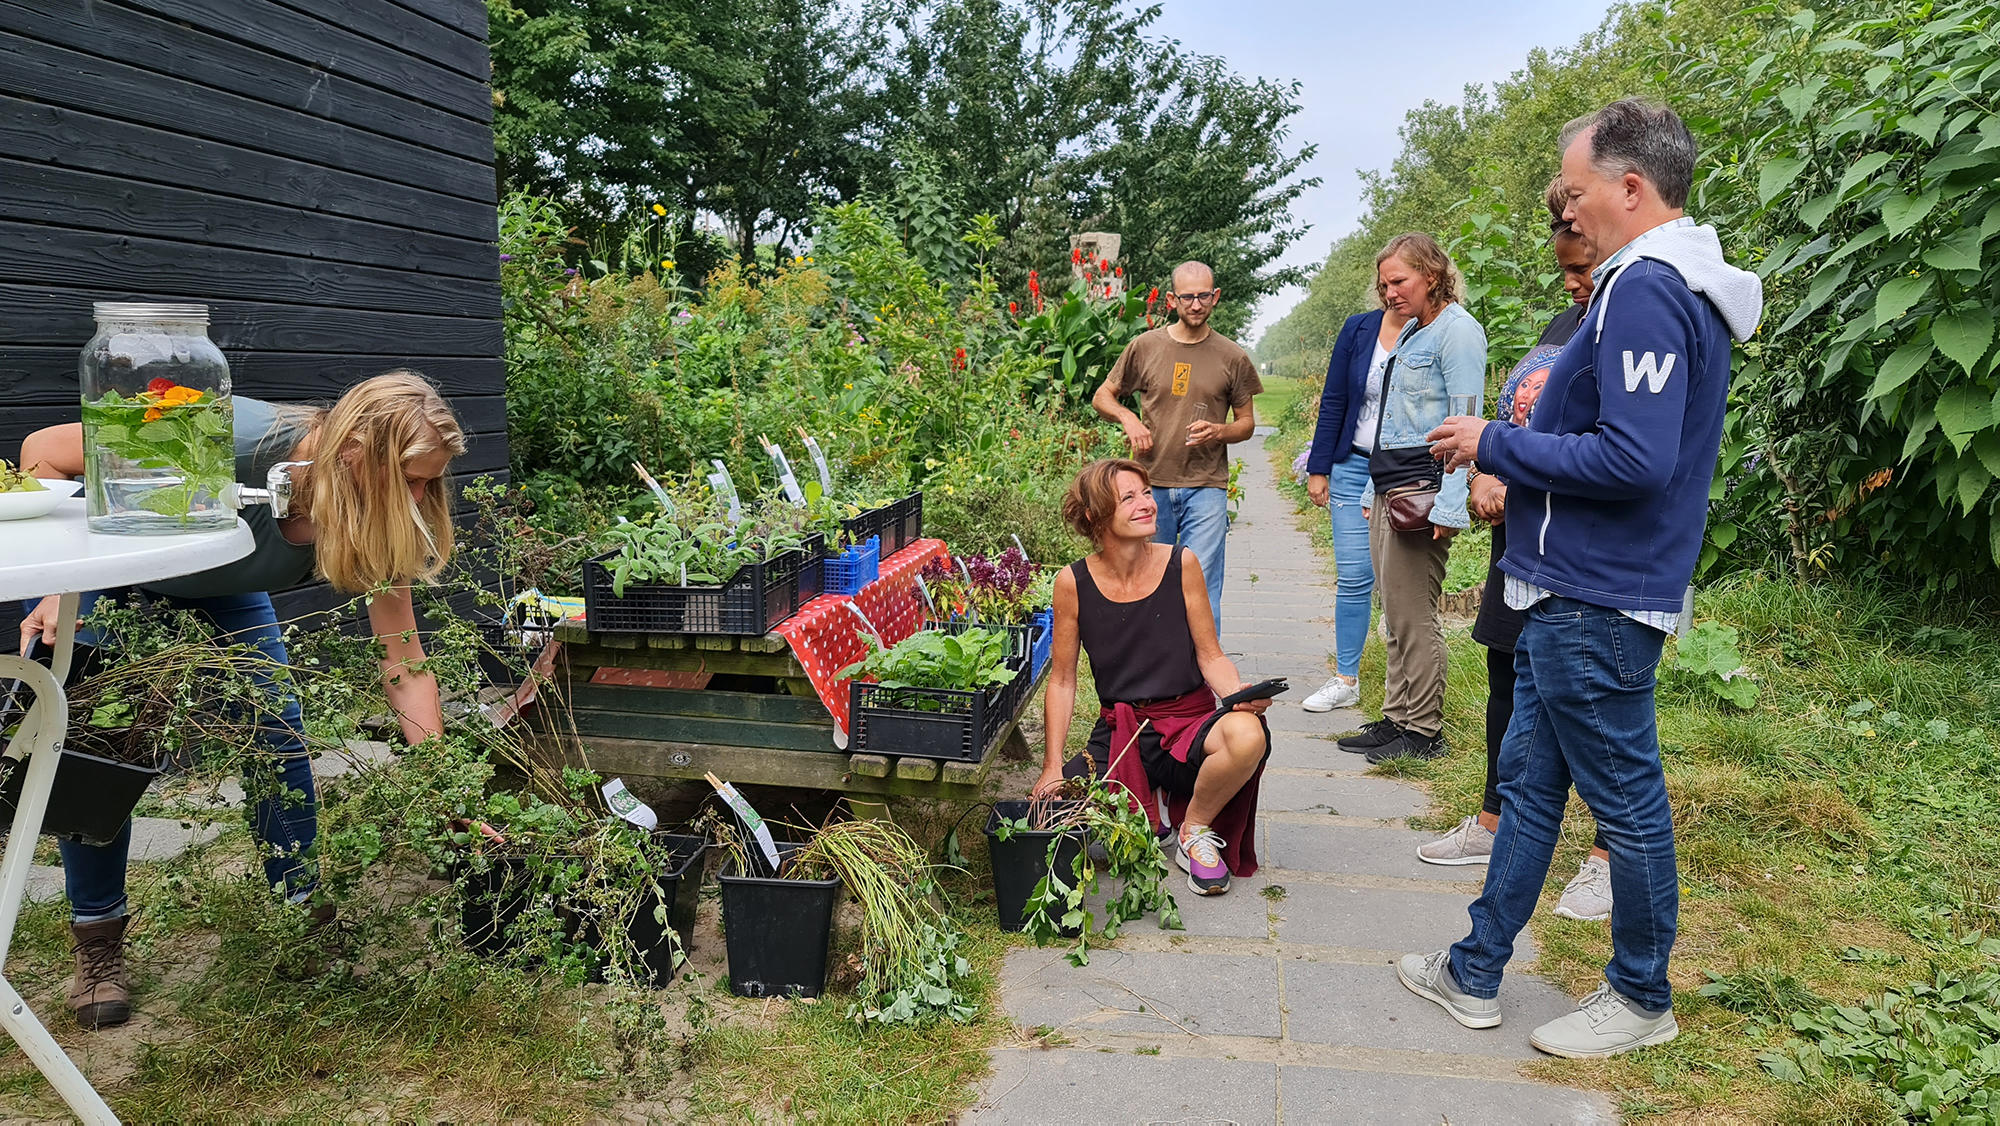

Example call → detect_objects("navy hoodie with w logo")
1474 221 1763 616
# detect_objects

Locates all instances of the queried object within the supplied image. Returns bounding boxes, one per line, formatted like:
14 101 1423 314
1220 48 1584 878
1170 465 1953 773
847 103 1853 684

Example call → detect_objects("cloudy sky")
1142 0 1617 338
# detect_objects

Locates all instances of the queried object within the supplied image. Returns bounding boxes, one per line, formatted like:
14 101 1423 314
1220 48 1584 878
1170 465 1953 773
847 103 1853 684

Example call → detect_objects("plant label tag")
707 459 743 522
802 436 834 495
763 440 806 506
601 778 658 831
712 780 781 873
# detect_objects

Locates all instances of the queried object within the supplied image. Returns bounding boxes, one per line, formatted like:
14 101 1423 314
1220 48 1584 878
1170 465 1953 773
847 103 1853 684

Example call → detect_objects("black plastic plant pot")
0 747 161 846
717 841 841 998
615 832 707 988
985 801 1086 933
458 854 570 957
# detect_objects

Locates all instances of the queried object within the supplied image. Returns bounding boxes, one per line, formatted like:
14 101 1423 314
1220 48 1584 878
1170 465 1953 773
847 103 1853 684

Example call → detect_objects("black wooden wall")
0 0 504 620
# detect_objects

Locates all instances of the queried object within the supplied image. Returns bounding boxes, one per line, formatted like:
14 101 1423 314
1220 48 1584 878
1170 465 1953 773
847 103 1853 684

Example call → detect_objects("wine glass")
1186 403 1210 446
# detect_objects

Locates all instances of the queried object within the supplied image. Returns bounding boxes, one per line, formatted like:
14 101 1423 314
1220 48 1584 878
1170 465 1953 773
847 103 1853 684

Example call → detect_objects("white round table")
0 496 252 1125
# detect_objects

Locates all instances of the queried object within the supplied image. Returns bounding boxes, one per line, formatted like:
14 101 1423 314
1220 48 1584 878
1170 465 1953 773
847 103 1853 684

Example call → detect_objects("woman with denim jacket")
1336 233 1487 764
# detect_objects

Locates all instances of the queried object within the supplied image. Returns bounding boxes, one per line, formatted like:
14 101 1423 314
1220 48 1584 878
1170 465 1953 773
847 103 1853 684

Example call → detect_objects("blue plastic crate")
823 535 880 596
1029 608 1054 677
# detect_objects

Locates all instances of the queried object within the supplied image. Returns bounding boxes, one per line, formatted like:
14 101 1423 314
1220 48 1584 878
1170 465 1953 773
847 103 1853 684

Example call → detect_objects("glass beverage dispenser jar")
78 302 235 535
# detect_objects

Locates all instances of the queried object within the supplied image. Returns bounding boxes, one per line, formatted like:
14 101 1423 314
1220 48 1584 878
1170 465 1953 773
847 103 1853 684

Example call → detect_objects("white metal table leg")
0 590 119 1123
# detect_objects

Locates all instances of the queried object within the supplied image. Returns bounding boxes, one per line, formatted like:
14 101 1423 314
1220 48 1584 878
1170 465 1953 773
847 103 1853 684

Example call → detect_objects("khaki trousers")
1368 503 1453 737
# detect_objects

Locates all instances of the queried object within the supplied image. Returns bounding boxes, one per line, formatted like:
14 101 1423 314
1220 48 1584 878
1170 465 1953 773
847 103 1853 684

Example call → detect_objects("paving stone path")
969 437 1615 1124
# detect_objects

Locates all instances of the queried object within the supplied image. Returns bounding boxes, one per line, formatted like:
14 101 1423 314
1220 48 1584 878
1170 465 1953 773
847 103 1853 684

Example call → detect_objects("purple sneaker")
1176 826 1231 895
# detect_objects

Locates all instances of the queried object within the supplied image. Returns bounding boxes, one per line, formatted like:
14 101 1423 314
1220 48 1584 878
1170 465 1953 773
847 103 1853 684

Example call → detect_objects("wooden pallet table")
547 622 1039 798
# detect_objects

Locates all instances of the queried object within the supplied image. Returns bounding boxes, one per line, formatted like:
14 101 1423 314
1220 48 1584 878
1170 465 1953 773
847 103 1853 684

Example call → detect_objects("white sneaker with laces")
1301 675 1360 713
1396 950 1501 1029
1417 815 1495 866
1554 854 1614 921
1529 982 1678 1058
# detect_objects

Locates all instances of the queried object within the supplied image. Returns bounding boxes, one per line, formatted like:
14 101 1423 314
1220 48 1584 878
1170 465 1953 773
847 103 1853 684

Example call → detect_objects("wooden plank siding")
0 0 504 629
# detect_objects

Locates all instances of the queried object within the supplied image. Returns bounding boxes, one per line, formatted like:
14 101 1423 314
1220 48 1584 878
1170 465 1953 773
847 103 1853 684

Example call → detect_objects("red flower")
1104 284 1114 297
146 377 175 396
1099 258 1110 271
1071 247 1083 264
1009 301 1019 315
1147 286 1159 304
1115 266 1123 277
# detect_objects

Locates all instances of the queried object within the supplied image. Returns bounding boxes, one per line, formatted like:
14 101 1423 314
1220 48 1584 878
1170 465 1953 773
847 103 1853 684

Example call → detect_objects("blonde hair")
301 371 467 592
1375 232 1464 309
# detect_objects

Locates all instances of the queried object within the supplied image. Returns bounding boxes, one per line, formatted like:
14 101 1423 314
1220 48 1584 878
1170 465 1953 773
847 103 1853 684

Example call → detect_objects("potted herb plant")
839 627 1024 761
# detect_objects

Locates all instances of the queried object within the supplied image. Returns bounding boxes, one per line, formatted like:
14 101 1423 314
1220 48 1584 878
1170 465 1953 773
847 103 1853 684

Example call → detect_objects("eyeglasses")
1170 290 1219 305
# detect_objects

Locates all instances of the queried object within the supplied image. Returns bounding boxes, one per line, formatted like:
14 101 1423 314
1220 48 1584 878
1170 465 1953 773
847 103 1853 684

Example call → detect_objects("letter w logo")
1622 350 1677 393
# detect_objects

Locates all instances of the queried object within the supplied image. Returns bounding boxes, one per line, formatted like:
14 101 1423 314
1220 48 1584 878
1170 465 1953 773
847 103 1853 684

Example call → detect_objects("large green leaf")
1838 151 1895 195
1883 189 1941 236
1758 156 1809 203
1876 274 1933 327
1779 78 1826 121
1870 337 1936 398
1934 307 1995 372
1924 228 1986 272
1973 431 2000 479
1959 459 1993 512
1937 385 1991 452
1799 191 1841 230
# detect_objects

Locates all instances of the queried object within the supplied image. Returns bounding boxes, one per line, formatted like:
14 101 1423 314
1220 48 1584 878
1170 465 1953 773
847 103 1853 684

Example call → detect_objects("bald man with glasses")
1092 261 1262 630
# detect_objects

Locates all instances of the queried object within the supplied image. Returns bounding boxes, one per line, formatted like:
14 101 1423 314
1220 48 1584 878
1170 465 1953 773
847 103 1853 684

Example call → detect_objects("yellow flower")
661 259 675 270
844 383 853 390
652 203 666 217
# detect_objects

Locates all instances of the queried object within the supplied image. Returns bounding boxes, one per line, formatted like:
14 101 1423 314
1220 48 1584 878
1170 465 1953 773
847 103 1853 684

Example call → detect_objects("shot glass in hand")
1449 394 1479 419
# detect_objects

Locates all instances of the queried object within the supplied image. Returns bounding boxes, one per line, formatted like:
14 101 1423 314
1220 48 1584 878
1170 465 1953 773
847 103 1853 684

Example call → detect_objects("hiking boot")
1175 825 1232 896
1554 855 1614 921
1418 815 1495 866
1336 718 1402 753
1529 982 1678 1058
1301 676 1361 713
68 916 131 1030
1366 729 1446 764
1396 949 1500 1029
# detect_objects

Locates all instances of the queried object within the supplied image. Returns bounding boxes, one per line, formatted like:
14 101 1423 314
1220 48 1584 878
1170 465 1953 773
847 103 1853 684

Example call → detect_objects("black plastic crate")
584 533 824 635
0 748 160 846
850 665 1025 763
840 491 924 556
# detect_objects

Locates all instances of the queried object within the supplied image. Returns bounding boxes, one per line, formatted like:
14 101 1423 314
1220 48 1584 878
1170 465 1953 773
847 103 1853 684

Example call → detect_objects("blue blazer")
1305 309 1385 475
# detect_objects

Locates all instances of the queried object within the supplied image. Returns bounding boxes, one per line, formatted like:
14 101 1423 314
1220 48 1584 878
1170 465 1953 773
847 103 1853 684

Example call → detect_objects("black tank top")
1070 547 1205 704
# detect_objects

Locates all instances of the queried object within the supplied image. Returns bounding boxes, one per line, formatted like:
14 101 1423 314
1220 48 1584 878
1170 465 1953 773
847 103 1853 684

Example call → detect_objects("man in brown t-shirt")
1092 261 1263 628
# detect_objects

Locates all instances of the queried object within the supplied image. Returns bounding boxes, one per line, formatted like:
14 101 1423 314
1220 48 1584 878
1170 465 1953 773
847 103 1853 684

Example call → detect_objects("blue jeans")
30 590 320 921
1450 597 1677 1013
1151 486 1228 632
1325 453 1374 678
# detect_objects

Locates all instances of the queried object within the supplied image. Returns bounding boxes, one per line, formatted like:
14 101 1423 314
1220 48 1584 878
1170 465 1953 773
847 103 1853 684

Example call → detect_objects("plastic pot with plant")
710 796 976 1022
840 627 1026 760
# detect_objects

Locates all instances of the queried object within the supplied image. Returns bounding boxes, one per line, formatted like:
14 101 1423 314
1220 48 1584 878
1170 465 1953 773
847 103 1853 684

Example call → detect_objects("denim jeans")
28 590 320 922
1151 486 1228 631
1324 452 1374 678
1450 597 1678 1013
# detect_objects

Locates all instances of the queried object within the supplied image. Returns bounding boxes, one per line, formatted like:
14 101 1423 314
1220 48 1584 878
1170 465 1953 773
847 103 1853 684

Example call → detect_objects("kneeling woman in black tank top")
1036 458 1273 896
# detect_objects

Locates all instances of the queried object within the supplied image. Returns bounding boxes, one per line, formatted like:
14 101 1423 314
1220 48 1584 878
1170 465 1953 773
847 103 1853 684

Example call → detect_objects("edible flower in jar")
140 380 204 421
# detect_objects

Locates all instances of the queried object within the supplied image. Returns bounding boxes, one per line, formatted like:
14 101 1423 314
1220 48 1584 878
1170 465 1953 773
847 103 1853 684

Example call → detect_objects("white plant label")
713 781 781 872
707 459 743 522
763 440 806 505
802 435 834 495
601 778 659 832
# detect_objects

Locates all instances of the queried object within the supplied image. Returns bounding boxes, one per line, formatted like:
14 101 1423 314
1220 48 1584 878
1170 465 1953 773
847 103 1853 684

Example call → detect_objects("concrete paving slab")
1277 1063 1617 1124
1265 733 1372 775
26 865 63 903
1265 823 1487 883
1282 959 1580 1059
972 1049 1278 1124
999 947 1282 1039
1157 869 1275 940
1258 773 1426 819
1273 883 1533 959
128 816 224 862
1264 706 1368 736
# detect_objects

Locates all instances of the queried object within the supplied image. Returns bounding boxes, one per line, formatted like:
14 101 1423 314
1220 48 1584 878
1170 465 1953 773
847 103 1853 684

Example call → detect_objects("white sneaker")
1301 675 1360 712
1417 816 1495 866
1554 855 1613 921
1529 982 1678 1058
1396 950 1501 1029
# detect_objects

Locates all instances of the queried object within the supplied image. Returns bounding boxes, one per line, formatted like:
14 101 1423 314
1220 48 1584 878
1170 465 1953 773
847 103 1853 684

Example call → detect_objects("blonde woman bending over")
17 371 467 1030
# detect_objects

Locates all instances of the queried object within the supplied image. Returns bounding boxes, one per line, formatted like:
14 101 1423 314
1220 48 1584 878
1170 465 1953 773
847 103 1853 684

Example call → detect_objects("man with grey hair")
1093 261 1261 628
1399 98 1763 1058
